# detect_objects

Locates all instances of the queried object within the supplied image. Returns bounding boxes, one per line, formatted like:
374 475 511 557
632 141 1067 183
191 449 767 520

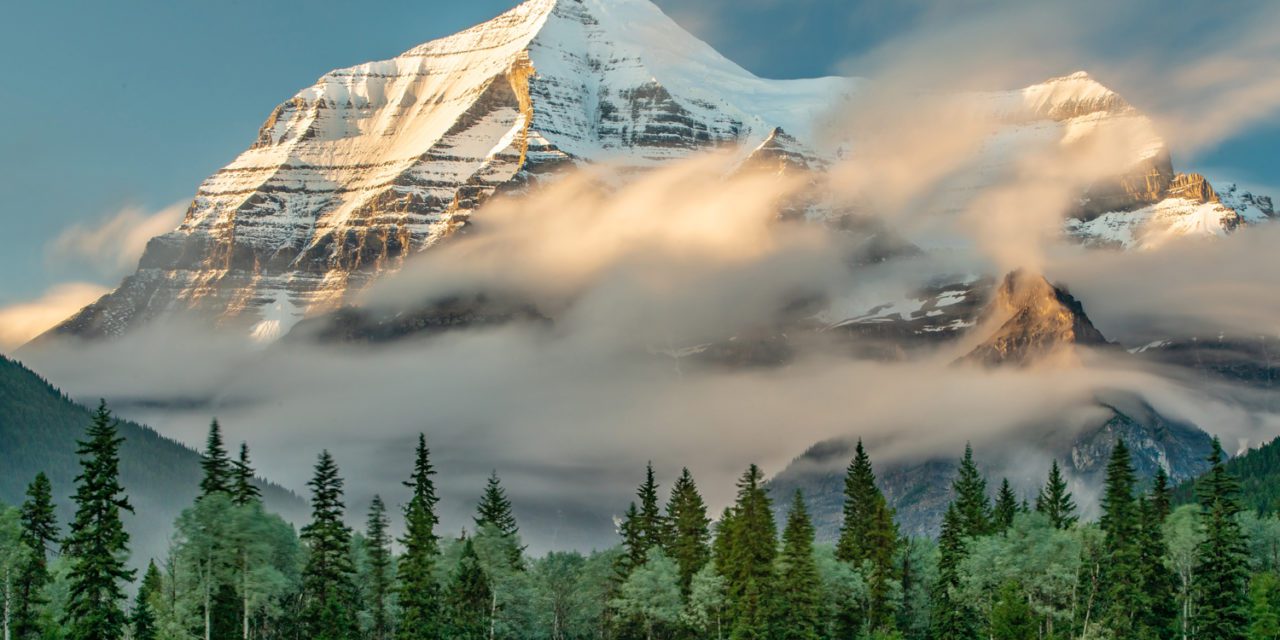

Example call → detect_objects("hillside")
1175 435 1280 515
0 355 305 563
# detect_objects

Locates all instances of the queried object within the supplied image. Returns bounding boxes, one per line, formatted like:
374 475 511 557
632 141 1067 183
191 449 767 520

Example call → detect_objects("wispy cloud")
48 201 187 277
0 282 109 351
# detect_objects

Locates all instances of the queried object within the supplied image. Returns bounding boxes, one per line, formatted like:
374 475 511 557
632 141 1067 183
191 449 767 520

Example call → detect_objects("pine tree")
365 495 393 640
989 580 1036 640
619 463 668 579
200 419 234 497
992 478 1019 532
445 538 492 640
775 492 821 640
712 506 735 578
834 439 899 632
1135 494 1177 639
1193 438 1250 640
665 467 710 595
398 434 443 640
930 503 975 640
232 442 261 506
952 443 991 537
1035 460 1078 529
132 560 162 640
64 400 136 640
473 471 523 569
300 450 358 640
13 472 58 639
724 464 776 640
1099 439 1142 636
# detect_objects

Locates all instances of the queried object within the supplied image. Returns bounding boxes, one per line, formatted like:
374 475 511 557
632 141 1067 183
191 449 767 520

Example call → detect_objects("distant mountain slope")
1174 435 1280 515
0 355 305 563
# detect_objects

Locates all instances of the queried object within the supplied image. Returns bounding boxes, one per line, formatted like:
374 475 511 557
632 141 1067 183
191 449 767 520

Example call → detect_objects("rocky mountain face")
961 270 1111 366
42 0 1268 344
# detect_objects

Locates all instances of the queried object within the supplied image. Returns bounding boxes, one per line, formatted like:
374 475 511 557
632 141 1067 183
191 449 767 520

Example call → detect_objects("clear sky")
1 0 1276 307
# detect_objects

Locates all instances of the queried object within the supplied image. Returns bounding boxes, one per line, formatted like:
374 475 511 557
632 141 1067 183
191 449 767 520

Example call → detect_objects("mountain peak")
962 270 1110 366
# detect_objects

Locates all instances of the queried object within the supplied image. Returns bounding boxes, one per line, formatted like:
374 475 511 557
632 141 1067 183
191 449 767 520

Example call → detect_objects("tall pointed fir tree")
1035 459 1078 529
834 439 899 633
930 503 975 640
1099 439 1142 636
474 470 523 569
232 442 261 506
445 537 492 640
952 443 991 537
398 434 443 640
1193 438 1250 640
712 506 736 579
200 419 234 497
13 472 58 639
776 492 822 640
132 560 162 640
665 467 711 595
724 464 777 640
64 400 136 640
300 450 358 640
365 495 394 640
992 478 1019 532
619 463 668 578
1135 493 1177 639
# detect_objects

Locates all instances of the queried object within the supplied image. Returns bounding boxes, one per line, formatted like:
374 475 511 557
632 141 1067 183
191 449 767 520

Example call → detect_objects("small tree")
613 548 682 640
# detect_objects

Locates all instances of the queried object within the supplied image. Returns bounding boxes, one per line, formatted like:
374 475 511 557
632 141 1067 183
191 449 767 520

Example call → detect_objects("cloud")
49 201 187 277
0 282 109 351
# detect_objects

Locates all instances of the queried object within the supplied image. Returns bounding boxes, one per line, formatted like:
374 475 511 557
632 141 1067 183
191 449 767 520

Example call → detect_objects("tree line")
1 401 1279 639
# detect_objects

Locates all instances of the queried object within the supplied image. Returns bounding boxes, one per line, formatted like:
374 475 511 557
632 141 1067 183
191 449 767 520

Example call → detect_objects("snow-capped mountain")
44 0 1269 342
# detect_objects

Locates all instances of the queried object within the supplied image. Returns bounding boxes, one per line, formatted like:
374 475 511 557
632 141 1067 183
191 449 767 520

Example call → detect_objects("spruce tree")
775 492 821 640
1099 439 1142 636
712 506 735 578
13 472 58 639
132 560 162 640
724 464 776 640
665 467 711 595
1193 438 1250 640
834 439 898 632
930 503 975 640
398 434 443 640
445 538 492 640
365 495 393 640
300 450 358 640
619 463 668 578
200 419 234 497
952 443 991 537
992 478 1019 532
1135 494 1177 640
1035 459 1078 529
989 580 1036 640
64 400 136 640
232 442 261 506
474 470 523 569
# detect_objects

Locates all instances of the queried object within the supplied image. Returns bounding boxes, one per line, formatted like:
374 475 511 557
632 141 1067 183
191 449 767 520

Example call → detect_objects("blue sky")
0 0 1276 308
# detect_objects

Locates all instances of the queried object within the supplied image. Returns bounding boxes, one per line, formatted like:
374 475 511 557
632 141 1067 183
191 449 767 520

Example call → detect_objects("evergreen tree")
988 580 1036 640
619 463 668 579
723 464 776 640
1099 439 1142 636
834 439 899 633
665 467 711 595
1135 494 1177 639
474 471 523 569
131 560 161 640
952 444 991 537
1247 572 1280 640
300 450 358 640
231 442 261 506
365 495 393 640
445 538 492 640
1194 438 1250 640
398 434 443 640
930 503 975 640
712 506 735 579
775 492 822 640
64 400 136 640
992 478 1018 532
13 472 58 639
200 419 234 497
1035 459 1078 529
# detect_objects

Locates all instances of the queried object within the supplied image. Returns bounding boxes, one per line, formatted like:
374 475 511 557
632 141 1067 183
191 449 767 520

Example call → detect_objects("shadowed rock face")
962 270 1110 366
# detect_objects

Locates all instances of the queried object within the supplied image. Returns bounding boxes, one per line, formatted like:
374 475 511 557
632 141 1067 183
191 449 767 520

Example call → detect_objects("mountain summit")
962 270 1110 366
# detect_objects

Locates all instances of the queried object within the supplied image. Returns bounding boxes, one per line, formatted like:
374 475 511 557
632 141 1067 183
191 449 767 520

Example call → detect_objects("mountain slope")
1173 435 1280 515
0 355 306 564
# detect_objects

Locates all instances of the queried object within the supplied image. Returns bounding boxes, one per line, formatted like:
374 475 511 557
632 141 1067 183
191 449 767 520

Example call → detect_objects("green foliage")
397 434 442 640
952 444 991 538
1248 572 1280 640
988 581 1035 640
1099 439 1142 635
619 463 669 581
930 504 975 640
363 495 394 640
1195 438 1251 640
834 439 899 633
665 467 711 595
474 471 523 570
13 472 58 639
445 538 492 640
300 450 359 640
131 560 160 640
991 478 1018 533
720 464 777 640
1176 435 1280 516
613 548 682 640
684 563 727 639
199 419 233 498
775 492 822 640
232 442 262 507
1035 459 1078 529
63 400 135 640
